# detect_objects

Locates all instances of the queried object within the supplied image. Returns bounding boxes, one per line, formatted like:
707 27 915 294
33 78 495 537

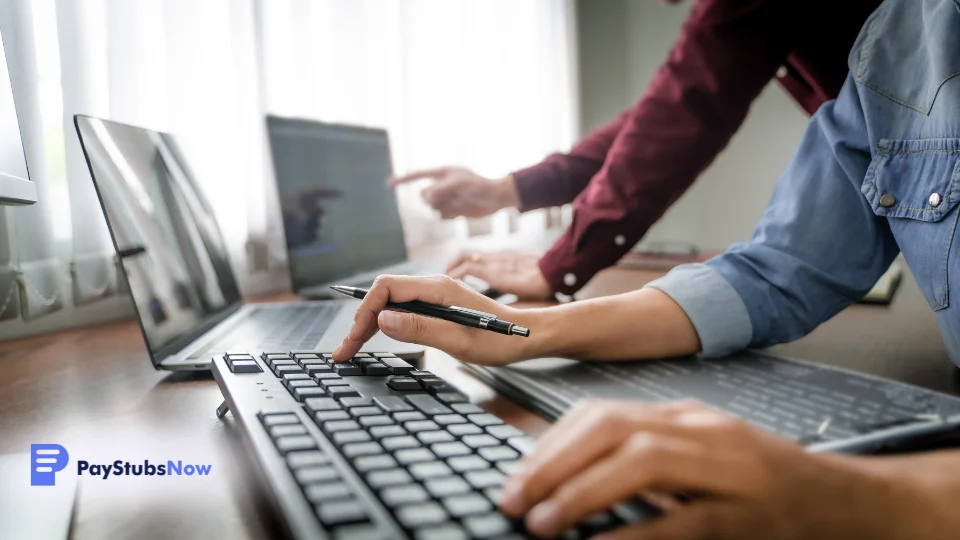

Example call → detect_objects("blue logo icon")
31 444 69 486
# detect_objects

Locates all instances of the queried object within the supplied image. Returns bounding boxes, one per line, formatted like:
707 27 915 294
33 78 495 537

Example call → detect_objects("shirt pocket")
862 138 960 310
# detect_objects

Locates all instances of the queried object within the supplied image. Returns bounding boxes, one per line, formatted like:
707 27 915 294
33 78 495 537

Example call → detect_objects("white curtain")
0 0 577 337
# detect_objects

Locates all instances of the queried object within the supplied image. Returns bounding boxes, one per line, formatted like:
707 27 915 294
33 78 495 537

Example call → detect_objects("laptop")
266 116 440 300
74 115 422 371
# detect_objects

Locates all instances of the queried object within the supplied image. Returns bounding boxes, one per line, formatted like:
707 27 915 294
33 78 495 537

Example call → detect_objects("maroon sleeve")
540 0 805 295
512 110 630 212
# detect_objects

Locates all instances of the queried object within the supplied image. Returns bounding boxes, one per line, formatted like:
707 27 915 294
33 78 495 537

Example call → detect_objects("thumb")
378 310 472 356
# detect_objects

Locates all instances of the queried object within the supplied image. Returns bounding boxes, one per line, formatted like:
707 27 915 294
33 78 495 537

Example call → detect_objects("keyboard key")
352 356 379 364
393 411 426 422
229 360 262 373
366 468 414 489
442 493 493 517
407 370 434 380
332 430 372 445
225 353 255 361
419 377 446 388
292 352 321 360
379 356 414 375
304 364 334 375
323 420 361 433
283 373 312 382
394 448 436 465
434 414 466 425
447 423 484 437
404 420 441 433
381 436 420 451
353 454 398 472
464 469 506 489
416 431 454 445
486 424 524 440
369 425 406 439
320 379 350 390
482 487 502 505
269 424 308 438
426 384 455 397
294 387 327 401
478 445 520 462
341 397 374 408
315 410 351 422
395 502 448 529
425 476 471 498
332 524 383 540
263 352 291 360
285 378 319 390
305 397 342 413
327 386 361 399
274 365 305 377
350 406 383 417
507 436 536 455
287 451 329 468
414 524 469 540
374 396 414 412
315 372 342 380
386 376 421 391
467 414 504 427
363 363 392 376
261 413 300 426
332 363 362 376
342 442 385 458
380 484 430 507
462 434 500 449
447 455 490 473
316 499 368 527
462 513 513 538
409 461 453 480
359 415 395 427
436 392 468 404
275 435 317 454
294 465 339 485
451 403 484 415
270 359 298 368
431 441 472 458
496 460 520 476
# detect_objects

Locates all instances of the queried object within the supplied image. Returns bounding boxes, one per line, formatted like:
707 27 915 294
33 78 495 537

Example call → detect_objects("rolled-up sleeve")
646 74 900 354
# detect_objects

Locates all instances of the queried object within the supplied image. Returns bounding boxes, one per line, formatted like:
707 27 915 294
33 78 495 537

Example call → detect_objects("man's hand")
500 400 931 539
446 250 553 300
332 274 543 365
390 167 519 219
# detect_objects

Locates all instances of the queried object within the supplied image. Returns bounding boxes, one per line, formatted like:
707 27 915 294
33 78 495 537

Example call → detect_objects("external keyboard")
213 351 656 539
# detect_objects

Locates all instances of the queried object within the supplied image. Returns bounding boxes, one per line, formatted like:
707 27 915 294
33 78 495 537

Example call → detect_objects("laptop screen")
267 117 407 291
75 116 242 361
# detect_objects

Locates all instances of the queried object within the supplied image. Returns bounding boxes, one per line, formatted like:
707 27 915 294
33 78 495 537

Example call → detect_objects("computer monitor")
0 28 36 206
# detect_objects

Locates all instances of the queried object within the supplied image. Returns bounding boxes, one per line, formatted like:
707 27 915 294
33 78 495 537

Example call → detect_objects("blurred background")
0 0 807 340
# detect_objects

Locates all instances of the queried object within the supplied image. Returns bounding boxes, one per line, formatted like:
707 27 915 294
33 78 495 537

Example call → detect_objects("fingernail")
526 500 561 536
379 311 402 332
499 478 526 515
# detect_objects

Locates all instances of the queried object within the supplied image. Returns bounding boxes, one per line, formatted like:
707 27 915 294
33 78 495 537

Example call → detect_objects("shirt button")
563 273 577 287
614 235 626 246
929 193 942 208
879 194 896 208
776 66 788 79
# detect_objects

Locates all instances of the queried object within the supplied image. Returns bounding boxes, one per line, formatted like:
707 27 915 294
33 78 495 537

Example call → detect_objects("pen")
330 285 530 337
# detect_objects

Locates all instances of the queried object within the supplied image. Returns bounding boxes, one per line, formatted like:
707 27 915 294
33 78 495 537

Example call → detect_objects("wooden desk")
0 261 955 540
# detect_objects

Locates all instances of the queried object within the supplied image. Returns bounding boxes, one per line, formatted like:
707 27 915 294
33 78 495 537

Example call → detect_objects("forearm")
516 288 700 361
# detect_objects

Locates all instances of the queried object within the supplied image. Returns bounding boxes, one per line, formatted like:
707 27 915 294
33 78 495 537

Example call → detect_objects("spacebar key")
405 394 452 415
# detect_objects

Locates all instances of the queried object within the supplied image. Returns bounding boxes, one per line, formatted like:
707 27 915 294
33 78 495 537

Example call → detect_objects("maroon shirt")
512 0 881 295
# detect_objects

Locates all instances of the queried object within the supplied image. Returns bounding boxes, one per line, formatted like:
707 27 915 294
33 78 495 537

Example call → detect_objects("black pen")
330 285 530 337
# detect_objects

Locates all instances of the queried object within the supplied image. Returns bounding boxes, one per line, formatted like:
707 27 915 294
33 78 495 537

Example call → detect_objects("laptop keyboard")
190 304 340 359
217 352 656 539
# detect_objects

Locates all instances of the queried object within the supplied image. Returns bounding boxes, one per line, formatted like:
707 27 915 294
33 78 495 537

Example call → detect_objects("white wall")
576 0 810 252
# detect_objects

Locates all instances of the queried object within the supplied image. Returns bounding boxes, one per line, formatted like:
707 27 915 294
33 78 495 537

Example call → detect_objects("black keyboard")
212 352 657 539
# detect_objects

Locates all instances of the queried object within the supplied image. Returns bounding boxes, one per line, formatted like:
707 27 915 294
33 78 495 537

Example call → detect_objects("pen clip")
448 306 498 320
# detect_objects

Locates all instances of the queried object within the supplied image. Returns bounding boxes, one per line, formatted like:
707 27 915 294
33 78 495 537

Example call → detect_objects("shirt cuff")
644 263 753 357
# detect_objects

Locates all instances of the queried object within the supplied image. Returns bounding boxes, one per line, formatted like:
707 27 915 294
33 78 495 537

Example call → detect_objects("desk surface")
0 255 956 540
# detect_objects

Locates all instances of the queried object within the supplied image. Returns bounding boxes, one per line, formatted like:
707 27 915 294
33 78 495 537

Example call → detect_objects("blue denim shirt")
647 0 960 365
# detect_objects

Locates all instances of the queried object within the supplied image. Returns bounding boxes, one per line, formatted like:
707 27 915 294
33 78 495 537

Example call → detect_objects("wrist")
493 174 520 210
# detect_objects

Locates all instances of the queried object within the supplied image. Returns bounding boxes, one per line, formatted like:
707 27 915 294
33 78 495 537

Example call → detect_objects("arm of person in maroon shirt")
532 0 806 295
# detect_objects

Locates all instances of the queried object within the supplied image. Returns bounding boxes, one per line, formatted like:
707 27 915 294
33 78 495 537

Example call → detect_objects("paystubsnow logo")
31 443 212 485
31 444 70 486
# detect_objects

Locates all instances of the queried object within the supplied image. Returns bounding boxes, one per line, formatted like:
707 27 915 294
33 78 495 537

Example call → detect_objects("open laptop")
266 116 440 300
74 115 422 371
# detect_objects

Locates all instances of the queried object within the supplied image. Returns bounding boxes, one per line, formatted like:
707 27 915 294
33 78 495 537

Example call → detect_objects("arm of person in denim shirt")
645 74 901 356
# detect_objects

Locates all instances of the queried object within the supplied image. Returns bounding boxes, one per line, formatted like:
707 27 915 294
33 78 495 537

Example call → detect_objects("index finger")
389 166 451 186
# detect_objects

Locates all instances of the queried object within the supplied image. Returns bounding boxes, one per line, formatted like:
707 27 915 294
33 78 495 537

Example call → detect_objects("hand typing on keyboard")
499 399 922 539
333 275 541 366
